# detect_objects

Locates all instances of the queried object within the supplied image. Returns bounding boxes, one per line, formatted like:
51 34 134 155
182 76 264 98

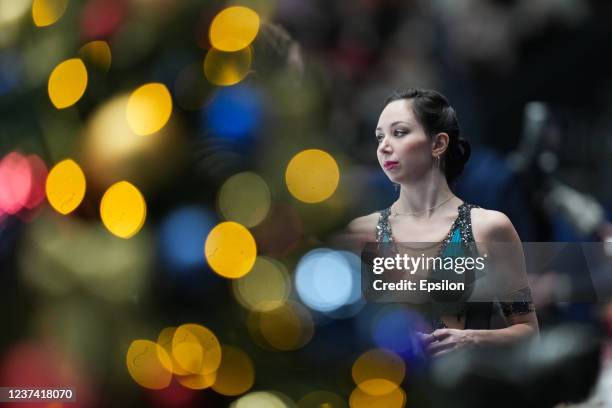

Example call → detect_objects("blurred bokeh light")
126 83 173 136
156 327 192 376
100 181 147 239
32 0 68 27
80 0 126 40
211 345 255 396
47 58 88 109
209 6 260 52
126 339 173 390
159 206 215 271
230 390 293 408
322 251 364 319
80 92 184 191
372 306 428 360
285 149 340 204
172 324 222 376
205 221 257 279
295 248 353 313
248 300 314 351
79 40 111 71
204 47 252 86
349 386 406 408
352 349 405 396
232 256 290 311
204 85 262 140
0 152 33 215
0 341 95 408
175 370 216 390
217 171 271 227
45 158 86 215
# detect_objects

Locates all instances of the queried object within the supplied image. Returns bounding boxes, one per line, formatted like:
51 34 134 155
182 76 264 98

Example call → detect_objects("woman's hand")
424 329 476 357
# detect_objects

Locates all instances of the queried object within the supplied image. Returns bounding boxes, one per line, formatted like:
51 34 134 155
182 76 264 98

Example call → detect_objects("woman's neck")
393 172 456 218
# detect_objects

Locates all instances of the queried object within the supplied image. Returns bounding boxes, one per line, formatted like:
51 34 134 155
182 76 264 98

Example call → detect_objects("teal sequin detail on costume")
376 203 478 250
376 203 479 329
375 202 535 329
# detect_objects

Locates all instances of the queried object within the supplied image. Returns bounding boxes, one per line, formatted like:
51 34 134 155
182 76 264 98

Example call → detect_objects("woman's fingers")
427 337 456 355
417 332 437 345
432 328 452 340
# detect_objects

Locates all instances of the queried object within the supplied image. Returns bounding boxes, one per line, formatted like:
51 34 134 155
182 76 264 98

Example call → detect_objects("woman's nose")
378 136 392 153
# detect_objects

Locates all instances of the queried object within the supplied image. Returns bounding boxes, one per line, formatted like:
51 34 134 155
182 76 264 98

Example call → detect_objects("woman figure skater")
347 88 538 357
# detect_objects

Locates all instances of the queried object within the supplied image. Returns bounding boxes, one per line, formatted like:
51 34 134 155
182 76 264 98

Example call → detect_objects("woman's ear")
432 132 449 158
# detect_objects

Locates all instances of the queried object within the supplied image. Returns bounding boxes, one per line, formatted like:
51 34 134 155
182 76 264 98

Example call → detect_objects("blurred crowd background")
1 0 612 407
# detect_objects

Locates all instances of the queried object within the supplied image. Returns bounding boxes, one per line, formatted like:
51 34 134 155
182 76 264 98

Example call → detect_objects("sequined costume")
376 202 535 330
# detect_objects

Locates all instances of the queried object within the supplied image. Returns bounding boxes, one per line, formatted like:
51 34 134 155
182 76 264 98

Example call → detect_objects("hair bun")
445 137 470 183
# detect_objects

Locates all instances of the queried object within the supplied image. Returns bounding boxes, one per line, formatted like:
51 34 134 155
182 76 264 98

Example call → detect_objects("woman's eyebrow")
375 121 411 130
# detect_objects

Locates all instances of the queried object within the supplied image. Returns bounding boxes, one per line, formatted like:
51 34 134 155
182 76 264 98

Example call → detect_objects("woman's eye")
375 134 384 143
394 129 408 136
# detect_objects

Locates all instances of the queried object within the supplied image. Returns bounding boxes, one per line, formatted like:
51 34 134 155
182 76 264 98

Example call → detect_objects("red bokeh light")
0 152 33 215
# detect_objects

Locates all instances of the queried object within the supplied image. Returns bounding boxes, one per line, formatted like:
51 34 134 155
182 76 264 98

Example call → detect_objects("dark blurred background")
1 0 612 407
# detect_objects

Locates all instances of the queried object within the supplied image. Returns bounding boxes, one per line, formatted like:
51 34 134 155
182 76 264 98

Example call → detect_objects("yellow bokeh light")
254 301 314 351
99 181 146 239
126 339 173 390
204 47 252 86
80 92 183 191
352 349 405 396
79 40 111 71
172 324 222 376
209 6 260 52
211 345 255 396
285 149 340 203
126 83 173 136
32 0 68 27
205 221 257 279
298 391 348 408
176 371 217 390
218 172 271 227
156 327 190 375
232 256 290 311
47 58 88 109
46 159 86 215
349 386 406 408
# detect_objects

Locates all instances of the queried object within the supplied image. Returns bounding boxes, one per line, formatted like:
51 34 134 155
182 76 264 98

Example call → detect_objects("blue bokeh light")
158 206 216 271
323 251 365 319
204 86 262 140
372 306 429 364
295 249 353 313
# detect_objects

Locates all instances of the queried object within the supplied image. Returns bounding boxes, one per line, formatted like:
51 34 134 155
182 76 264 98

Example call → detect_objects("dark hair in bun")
383 88 470 184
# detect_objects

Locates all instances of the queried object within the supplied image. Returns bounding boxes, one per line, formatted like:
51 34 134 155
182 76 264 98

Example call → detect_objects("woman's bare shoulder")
470 207 520 242
331 212 380 250
347 212 380 234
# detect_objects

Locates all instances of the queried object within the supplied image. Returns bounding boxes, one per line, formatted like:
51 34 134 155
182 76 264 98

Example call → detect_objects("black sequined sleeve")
499 287 535 317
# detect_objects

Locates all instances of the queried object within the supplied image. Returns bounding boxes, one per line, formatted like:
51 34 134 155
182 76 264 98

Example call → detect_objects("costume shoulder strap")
457 203 479 243
376 208 393 243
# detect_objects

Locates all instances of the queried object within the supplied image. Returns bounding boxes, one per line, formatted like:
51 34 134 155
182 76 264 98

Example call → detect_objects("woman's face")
375 99 433 183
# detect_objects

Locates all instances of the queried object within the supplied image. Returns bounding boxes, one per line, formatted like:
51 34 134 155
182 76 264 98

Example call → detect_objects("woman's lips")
384 161 399 170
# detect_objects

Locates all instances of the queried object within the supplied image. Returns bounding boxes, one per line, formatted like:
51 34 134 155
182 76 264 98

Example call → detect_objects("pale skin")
347 99 539 357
